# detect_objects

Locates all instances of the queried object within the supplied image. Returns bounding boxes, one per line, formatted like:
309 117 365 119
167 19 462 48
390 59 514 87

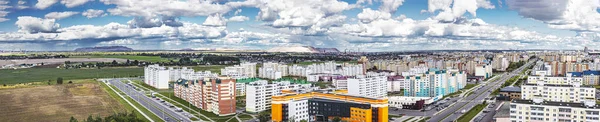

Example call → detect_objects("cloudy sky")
0 0 599 51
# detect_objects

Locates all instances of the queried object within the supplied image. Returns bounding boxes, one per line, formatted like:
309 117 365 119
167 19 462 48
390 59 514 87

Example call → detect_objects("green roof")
236 78 263 83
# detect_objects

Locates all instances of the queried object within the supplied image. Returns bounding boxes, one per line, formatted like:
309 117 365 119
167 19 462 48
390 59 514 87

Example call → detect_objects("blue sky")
0 0 598 51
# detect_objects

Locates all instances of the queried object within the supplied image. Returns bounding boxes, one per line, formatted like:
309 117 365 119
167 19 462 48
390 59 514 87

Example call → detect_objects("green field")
192 65 228 74
0 67 143 84
71 55 176 62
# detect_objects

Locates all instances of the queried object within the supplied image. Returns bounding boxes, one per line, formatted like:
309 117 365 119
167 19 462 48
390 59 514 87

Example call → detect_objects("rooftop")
511 99 599 109
500 86 521 92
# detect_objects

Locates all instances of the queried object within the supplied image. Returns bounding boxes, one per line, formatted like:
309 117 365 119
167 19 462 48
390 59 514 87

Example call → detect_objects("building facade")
271 92 388 122
173 77 237 116
245 80 311 113
347 74 387 98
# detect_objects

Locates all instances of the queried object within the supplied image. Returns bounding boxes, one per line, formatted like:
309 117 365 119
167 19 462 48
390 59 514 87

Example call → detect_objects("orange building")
271 92 388 122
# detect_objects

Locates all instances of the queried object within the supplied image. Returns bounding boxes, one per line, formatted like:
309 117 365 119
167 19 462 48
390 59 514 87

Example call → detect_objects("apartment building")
173 77 237 116
144 64 199 89
144 64 171 89
259 62 287 79
245 80 311 113
527 73 583 85
347 74 387 98
220 62 257 78
403 68 466 99
510 99 599 122
288 61 363 78
521 82 595 103
387 75 405 92
475 63 493 78
271 92 388 122
571 70 600 85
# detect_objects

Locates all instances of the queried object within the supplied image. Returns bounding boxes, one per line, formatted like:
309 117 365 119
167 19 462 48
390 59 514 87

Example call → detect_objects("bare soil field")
0 82 126 122
0 58 128 66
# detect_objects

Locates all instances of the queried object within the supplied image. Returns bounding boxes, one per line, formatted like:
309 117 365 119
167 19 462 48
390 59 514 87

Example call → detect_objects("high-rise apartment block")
221 62 257 78
245 80 311 113
173 77 237 116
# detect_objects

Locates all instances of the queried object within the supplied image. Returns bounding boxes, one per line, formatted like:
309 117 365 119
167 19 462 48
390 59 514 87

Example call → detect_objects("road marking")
102 80 158 122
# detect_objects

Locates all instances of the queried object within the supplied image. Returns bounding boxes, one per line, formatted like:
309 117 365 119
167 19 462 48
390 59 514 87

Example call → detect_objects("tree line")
69 111 144 122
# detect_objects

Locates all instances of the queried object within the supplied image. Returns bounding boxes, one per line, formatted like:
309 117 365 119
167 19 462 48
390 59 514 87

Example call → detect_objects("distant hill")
314 48 340 53
74 46 133 52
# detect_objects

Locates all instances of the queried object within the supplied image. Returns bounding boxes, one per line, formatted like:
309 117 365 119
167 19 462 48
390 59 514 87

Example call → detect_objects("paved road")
430 60 535 122
108 79 192 122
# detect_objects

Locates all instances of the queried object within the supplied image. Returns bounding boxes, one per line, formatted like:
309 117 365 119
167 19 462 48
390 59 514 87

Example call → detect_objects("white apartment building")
387 76 406 92
221 63 257 78
168 67 194 81
182 71 218 80
288 62 363 77
347 74 387 98
521 81 596 103
245 80 310 113
144 64 171 89
510 99 599 122
475 63 493 78
259 62 287 79
527 73 583 85
332 77 349 90
258 68 282 79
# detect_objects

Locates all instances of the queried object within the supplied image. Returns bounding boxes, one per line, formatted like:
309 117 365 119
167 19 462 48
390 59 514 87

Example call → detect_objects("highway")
107 79 192 122
429 60 535 122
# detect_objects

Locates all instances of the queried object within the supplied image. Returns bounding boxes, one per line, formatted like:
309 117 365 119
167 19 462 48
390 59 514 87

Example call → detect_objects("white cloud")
0 0 9 22
203 13 227 26
357 8 391 23
16 0 28 9
428 0 495 22
45 11 79 20
15 16 60 33
61 0 93 8
99 39 139 45
82 9 106 18
2 21 226 41
379 0 404 13
100 0 232 17
507 0 600 32
227 16 249 22
35 0 58 9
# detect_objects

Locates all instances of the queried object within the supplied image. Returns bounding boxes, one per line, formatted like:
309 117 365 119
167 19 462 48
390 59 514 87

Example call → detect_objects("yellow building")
271 92 388 122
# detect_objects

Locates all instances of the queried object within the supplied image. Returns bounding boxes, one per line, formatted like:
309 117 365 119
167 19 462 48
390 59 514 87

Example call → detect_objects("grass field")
0 80 128 122
192 65 228 74
0 67 143 84
71 55 176 62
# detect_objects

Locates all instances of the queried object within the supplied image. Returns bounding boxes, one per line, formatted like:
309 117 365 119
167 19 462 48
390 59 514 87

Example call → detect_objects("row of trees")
0 54 68 60
69 111 144 122
506 61 526 72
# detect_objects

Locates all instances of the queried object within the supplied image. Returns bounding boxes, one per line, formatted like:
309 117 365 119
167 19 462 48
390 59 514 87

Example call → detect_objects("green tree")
332 117 342 122
69 116 78 122
258 111 270 122
57 77 63 84
68 81 73 84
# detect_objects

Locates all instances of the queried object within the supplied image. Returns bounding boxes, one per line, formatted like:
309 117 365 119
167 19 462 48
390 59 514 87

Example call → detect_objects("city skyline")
0 0 599 51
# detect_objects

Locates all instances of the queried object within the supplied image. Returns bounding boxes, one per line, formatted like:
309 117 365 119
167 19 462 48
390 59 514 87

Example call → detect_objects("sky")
0 0 600 51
